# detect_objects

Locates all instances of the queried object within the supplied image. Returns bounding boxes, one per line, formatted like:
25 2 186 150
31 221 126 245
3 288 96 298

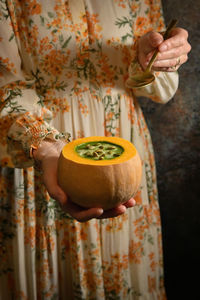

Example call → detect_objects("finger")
97 204 126 219
159 27 190 52
146 43 190 71
42 158 68 205
43 174 68 205
97 198 136 219
156 44 191 61
152 54 188 69
63 200 103 222
141 31 164 55
123 198 136 208
148 31 164 48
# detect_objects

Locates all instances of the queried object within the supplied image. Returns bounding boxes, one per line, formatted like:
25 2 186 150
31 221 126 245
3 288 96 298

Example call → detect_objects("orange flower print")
102 252 131 297
52 97 70 114
26 0 42 15
130 3 139 12
105 214 127 232
134 221 149 241
150 260 157 272
136 17 148 31
125 95 135 124
149 251 157 272
78 100 89 116
39 37 53 54
114 0 127 9
0 115 16 145
148 275 156 293
105 112 114 122
0 57 17 74
54 0 71 20
134 190 143 205
76 51 89 68
97 54 116 88
37 227 55 252
129 240 144 264
149 252 155 260
25 226 36 248
86 12 102 44
41 49 70 76
104 127 112 137
76 130 85 139
78 228 88 241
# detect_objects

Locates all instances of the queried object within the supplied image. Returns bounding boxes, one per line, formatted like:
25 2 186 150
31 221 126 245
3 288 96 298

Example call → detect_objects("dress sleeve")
126 0 179 103
0 5 70 168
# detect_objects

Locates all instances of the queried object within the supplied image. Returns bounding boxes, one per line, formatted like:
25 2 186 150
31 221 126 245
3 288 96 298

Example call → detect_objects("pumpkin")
57 136 142 210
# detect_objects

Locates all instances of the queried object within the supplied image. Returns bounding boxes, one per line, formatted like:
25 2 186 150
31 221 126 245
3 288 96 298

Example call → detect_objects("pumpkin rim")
61 136 137 166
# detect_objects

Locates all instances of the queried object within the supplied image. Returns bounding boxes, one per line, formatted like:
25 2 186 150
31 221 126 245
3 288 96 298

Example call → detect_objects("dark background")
140 0 200 299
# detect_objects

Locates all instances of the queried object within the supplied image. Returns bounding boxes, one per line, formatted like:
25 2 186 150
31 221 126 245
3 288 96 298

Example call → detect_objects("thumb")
44 174 68 205
42 158 68 205
140 31 164 55
138 31 164 70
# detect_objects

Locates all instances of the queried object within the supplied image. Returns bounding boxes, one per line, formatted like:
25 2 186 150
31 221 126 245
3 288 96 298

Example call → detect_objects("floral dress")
0 0 178 299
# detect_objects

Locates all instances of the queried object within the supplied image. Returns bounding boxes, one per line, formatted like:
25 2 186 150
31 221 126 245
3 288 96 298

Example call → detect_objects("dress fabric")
0 0 178 299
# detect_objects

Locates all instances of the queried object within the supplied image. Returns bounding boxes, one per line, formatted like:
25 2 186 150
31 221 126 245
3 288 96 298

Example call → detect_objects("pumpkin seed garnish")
75 141 124 160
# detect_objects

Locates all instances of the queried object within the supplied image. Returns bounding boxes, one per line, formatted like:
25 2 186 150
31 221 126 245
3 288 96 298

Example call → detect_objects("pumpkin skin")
57 136 142 210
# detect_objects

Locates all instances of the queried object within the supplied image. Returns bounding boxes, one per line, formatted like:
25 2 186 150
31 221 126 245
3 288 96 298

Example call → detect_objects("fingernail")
152 39 159 47
130 198 136 206
97 208 104 215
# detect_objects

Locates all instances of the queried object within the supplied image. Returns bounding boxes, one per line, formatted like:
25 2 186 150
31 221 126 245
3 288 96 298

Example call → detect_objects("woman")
0 0 191 299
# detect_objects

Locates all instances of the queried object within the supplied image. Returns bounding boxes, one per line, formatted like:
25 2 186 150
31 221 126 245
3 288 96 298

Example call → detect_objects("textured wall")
140 1 200 299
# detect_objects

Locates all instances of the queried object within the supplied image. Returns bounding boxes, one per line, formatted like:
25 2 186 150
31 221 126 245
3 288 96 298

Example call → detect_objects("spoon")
126 19 178 88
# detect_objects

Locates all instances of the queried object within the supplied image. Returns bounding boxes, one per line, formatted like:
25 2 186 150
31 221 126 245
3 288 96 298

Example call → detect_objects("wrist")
32 139 65 162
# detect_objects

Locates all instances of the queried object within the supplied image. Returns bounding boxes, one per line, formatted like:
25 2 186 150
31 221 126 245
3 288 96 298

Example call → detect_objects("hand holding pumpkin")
32 140 136 222
138 27 191 72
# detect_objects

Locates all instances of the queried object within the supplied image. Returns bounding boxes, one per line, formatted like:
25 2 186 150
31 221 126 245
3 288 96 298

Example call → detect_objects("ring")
173 57 181 70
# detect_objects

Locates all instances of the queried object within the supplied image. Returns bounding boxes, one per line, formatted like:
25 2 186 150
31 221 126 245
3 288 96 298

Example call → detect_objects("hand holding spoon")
126 19 178 88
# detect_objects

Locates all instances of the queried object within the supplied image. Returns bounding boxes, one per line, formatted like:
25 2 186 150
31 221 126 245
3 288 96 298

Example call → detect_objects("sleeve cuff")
7 111 70 168
126 60 179 104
